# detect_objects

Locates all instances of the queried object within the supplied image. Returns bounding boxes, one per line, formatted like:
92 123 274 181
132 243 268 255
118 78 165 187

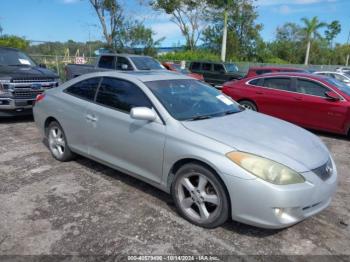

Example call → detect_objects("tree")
325 20 341 48
0 24 3 36
151 0 206 51
0 35 29 50
89 0 124 48
202 0 262 61
301 16 326 65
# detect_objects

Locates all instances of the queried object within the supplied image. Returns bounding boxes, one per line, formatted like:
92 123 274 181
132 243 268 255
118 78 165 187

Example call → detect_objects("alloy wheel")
48 126 66 159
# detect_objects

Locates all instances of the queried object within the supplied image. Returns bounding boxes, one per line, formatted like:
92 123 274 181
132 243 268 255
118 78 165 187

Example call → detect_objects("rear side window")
98 56 115 69
116 57 133 71
96 77 152 112
202 63 212 71
263 78 292 91
65 77 101 101
213 64 224 72
296 79 329 97
190 62 200 70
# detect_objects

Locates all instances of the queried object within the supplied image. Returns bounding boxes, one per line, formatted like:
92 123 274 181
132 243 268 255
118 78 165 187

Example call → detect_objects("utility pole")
346 28 350 66
220 0 229 62
221 8 228 62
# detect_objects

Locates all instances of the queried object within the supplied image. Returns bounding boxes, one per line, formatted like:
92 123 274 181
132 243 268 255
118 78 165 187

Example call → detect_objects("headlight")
0 79 11 95
226 151 305 185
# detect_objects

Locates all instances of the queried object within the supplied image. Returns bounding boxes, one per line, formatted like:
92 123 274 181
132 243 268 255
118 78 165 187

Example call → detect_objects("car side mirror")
325 91 340 101
130 107 157 121
39 63 47 68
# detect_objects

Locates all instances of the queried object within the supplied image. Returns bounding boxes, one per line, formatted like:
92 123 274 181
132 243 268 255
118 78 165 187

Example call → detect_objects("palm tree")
301 17 327 65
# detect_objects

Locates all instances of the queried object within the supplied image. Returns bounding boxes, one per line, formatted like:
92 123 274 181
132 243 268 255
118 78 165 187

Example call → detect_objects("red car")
162 62 204 81
245 66 309 78
222 72 350 136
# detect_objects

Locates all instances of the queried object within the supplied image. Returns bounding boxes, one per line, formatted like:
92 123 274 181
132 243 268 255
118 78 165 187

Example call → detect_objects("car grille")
14 90 43 99
312 159 333 181
12 77 55 83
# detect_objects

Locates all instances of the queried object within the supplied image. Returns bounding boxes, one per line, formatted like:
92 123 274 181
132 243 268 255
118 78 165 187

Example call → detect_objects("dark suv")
189 61 242 88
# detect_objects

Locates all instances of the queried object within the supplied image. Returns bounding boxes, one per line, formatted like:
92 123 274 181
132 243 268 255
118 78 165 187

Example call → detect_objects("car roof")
81 70 192 83
249 66 305 71
248 72 327 80
99 53 153 58
0 46 20 51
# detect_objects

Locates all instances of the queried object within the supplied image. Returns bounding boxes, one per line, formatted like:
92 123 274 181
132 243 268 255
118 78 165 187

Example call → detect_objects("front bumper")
0 98 35 116
221 159 338 229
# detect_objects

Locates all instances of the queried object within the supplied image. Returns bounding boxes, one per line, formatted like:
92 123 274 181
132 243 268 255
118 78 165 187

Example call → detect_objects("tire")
239 100 258 111
171 163 229 228
47 121 75 162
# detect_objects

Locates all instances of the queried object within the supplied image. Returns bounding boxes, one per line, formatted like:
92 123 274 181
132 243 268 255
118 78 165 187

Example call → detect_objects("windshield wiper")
187 114 214 121
7 64 31 66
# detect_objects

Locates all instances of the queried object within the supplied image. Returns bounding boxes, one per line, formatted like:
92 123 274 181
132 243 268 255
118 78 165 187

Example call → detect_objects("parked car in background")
222 72 350 136
34 70 337 229
245 66 310 78
336 67 350 74
65 53 166 80
314 71 350 86
0 47 59 117
162 62 204 81
189 61 242 88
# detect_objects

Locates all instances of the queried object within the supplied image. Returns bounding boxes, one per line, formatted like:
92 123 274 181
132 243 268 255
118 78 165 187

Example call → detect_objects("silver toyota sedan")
33 71 337 229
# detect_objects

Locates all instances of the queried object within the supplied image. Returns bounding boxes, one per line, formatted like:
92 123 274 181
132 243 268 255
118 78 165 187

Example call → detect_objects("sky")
0 0 349 47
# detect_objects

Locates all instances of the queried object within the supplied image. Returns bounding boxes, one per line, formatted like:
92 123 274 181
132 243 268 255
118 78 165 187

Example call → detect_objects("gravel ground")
0 116 349 259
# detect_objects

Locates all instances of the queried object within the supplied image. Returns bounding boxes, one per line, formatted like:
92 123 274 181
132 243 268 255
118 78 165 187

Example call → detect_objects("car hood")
0 65 58 79
182 110 330 172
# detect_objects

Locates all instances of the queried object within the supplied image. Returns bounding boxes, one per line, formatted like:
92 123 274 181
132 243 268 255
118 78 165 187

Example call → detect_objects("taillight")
35 93 46 103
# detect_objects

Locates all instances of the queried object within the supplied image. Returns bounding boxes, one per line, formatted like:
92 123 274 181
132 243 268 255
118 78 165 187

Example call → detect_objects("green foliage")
202 0 263 61
158 50 220 62
325 21 341 47
0 35 29 50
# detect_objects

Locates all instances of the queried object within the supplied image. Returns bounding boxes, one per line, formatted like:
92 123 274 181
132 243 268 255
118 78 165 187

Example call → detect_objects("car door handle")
86 114 98 122
256 91 264 95
294 97 303 101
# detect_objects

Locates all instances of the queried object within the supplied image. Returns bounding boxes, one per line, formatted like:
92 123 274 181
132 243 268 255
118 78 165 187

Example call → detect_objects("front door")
294 78 347 133
86 77 166 183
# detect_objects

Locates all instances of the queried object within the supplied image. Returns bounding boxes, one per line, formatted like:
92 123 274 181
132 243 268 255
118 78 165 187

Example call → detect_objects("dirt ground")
0 116 349 259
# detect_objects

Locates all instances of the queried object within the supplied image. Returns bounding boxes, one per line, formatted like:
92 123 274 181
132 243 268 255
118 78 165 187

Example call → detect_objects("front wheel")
171 163 229 228
239 100 258 111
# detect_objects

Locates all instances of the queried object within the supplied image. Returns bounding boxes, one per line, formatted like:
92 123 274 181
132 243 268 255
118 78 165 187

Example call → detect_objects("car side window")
213 64 224 72
190 62 200 70
96 77 152 112
296 79 329 97
263 78 292 91
65 77 101 101
116 57 133 71
202 63 212 71
249 78 264 86
99 56 115 69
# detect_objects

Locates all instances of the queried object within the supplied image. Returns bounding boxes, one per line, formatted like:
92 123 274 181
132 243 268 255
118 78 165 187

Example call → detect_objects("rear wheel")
47 121 75 162
171 163 229 228
239 100 257 111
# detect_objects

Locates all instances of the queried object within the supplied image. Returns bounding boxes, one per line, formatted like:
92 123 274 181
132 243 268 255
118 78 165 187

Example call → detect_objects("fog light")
274 208 284 217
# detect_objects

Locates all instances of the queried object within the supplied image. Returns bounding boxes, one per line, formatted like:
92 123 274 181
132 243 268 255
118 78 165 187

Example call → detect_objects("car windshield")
0 49 36 66
130 57 164 70
225 63 239 73
326 78 350 96
146 79 243 121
